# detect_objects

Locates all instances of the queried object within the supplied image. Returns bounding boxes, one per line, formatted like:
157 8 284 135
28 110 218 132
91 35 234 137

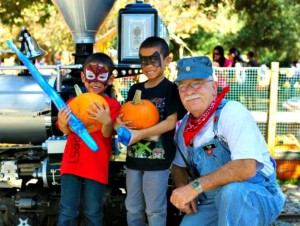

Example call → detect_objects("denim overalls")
175 100 285 226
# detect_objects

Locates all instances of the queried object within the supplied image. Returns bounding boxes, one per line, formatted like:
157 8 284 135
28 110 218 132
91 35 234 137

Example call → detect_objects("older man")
170 56 285 226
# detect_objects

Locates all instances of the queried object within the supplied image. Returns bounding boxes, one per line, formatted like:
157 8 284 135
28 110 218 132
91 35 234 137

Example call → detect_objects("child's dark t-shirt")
125 78 186 171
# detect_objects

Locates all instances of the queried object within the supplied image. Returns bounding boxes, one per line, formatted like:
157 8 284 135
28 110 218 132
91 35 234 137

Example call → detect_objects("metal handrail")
0 64 82 70
0 64 82 92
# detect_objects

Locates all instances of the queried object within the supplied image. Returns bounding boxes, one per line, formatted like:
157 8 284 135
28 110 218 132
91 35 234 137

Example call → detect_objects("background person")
226 47 246 101
246 51 259 67
212 45 232 90
212 45 232 67
244 51 259 110
227 47 245 67
288 59 300 98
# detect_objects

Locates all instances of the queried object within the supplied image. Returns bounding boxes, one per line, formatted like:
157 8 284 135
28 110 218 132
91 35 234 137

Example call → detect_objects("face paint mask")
85 64 109 85
139 51 162 68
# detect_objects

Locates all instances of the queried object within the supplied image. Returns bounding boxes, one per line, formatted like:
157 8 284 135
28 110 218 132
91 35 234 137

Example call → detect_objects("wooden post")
266 62 279 148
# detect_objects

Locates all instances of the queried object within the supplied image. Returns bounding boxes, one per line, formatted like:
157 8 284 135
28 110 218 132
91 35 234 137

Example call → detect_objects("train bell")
18 27 47 59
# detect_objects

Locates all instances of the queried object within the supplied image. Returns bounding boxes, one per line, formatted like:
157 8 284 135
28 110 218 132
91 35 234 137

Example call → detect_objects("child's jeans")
57 174 106 226
125 168 170 226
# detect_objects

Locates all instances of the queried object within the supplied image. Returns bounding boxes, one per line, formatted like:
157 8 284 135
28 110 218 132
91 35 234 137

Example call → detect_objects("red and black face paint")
85 64 109 85
139 51 162 68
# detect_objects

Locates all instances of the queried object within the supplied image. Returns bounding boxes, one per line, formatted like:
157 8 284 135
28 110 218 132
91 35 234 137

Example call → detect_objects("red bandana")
183 86 230 146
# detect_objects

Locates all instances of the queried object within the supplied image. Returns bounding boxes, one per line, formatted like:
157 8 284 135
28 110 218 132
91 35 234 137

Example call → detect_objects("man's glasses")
178 80 214 93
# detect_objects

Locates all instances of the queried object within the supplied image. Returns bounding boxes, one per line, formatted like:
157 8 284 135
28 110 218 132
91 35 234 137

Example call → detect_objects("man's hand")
170 183 199 214
176 199 198 215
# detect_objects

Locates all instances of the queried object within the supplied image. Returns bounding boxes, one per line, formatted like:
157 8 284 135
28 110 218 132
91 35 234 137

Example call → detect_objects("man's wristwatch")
190 179 203 194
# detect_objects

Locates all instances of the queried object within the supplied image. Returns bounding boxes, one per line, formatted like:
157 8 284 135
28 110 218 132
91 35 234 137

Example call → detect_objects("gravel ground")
272 184 300 226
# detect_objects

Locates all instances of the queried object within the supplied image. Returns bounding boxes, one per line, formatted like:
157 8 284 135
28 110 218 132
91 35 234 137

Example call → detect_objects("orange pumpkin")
275 159 300 180
68 93 109 133
120 89 159 129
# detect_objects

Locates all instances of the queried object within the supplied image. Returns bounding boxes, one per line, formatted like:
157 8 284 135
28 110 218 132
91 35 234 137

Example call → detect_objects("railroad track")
277 213 300 222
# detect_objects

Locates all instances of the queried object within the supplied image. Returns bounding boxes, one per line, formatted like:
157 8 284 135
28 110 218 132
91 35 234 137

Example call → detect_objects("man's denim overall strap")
192 100 231 203
176 100 231 203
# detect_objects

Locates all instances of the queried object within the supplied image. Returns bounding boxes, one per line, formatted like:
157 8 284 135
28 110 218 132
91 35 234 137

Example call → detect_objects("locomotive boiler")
0 0 179 225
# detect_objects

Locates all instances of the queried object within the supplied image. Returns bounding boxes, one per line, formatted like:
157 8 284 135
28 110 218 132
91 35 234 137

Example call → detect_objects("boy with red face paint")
114 36 186 226
57 53 121 226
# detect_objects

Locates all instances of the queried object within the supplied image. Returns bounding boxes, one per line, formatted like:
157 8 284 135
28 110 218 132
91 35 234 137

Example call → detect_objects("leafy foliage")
0 0 52 26
277 179 300 185
0 0 299 66
0 0 73 64
229 0 300 66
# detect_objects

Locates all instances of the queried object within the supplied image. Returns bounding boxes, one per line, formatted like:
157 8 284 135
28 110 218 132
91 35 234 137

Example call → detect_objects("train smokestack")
52 0 116 65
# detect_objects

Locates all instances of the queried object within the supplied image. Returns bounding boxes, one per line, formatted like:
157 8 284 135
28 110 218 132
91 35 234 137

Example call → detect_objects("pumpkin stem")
131 90 143 104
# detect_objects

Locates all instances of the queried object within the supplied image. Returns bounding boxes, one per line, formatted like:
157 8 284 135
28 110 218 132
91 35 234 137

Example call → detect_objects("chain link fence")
115 65 300 147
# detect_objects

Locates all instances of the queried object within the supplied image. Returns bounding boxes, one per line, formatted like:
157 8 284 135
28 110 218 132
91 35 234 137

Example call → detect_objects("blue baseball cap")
175 56 213 82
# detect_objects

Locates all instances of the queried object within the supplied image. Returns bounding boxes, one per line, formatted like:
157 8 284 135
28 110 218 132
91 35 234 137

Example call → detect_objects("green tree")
0 0 52 26
0 0 73 64
229 0 300 66
1 0 299 66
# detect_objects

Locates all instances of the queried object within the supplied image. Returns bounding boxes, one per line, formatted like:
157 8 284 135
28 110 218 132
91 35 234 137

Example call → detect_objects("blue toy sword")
6 40 98 152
